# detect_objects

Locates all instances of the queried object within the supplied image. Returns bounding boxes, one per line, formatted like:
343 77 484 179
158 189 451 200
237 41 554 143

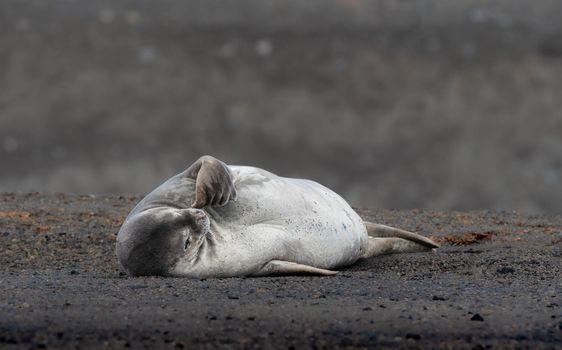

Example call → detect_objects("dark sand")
0 193 561 349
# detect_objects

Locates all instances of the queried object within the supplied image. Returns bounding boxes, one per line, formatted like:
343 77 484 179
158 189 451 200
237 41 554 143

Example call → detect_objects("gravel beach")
1 193 561 349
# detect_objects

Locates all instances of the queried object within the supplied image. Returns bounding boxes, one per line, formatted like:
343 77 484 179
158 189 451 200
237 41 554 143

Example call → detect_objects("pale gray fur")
116 155 438 277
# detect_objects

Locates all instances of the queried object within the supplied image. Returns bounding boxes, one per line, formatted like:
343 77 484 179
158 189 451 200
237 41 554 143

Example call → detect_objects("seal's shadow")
342 255 399 272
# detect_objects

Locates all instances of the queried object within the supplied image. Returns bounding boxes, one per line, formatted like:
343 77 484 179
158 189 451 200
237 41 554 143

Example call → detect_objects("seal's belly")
205 166 368 269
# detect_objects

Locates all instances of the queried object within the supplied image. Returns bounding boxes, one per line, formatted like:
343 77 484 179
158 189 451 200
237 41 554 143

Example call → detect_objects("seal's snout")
182 208 210 235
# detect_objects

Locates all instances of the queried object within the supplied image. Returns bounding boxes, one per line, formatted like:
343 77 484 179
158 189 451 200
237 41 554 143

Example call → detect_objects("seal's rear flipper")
363 237 435 258
252 260 338 276
364 222 439 249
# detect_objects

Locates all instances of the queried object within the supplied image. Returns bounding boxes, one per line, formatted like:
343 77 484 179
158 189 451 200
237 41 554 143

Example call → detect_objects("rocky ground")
0 193 561 349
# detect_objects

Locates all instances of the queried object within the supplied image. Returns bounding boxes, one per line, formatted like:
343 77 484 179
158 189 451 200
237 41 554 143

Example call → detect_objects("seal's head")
116 207 209 276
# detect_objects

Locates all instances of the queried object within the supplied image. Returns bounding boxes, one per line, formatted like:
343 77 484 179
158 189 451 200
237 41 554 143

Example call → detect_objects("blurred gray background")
1 0 561 214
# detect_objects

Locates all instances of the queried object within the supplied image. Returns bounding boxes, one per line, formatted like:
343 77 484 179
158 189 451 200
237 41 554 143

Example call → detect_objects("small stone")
406 333 421 340
129 285 147 290
70 270 79 275
471 314 484 321
497 267 515 274
362 306 373 311
432 295 447 301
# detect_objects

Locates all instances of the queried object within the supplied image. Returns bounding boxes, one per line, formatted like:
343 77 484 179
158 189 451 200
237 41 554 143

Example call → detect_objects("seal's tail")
362 222 438 258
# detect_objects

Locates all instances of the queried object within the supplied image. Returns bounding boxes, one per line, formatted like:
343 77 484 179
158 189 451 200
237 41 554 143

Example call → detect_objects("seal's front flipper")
252 260 338 277
184 155 237 208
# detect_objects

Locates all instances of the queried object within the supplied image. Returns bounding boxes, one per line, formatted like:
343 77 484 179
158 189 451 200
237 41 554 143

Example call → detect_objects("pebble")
406 333 421 340
497 267 515 274
471 314 484 322
129 285 148 290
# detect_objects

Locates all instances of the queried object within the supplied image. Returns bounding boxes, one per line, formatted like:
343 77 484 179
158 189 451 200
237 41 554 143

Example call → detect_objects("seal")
116 155 438 277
